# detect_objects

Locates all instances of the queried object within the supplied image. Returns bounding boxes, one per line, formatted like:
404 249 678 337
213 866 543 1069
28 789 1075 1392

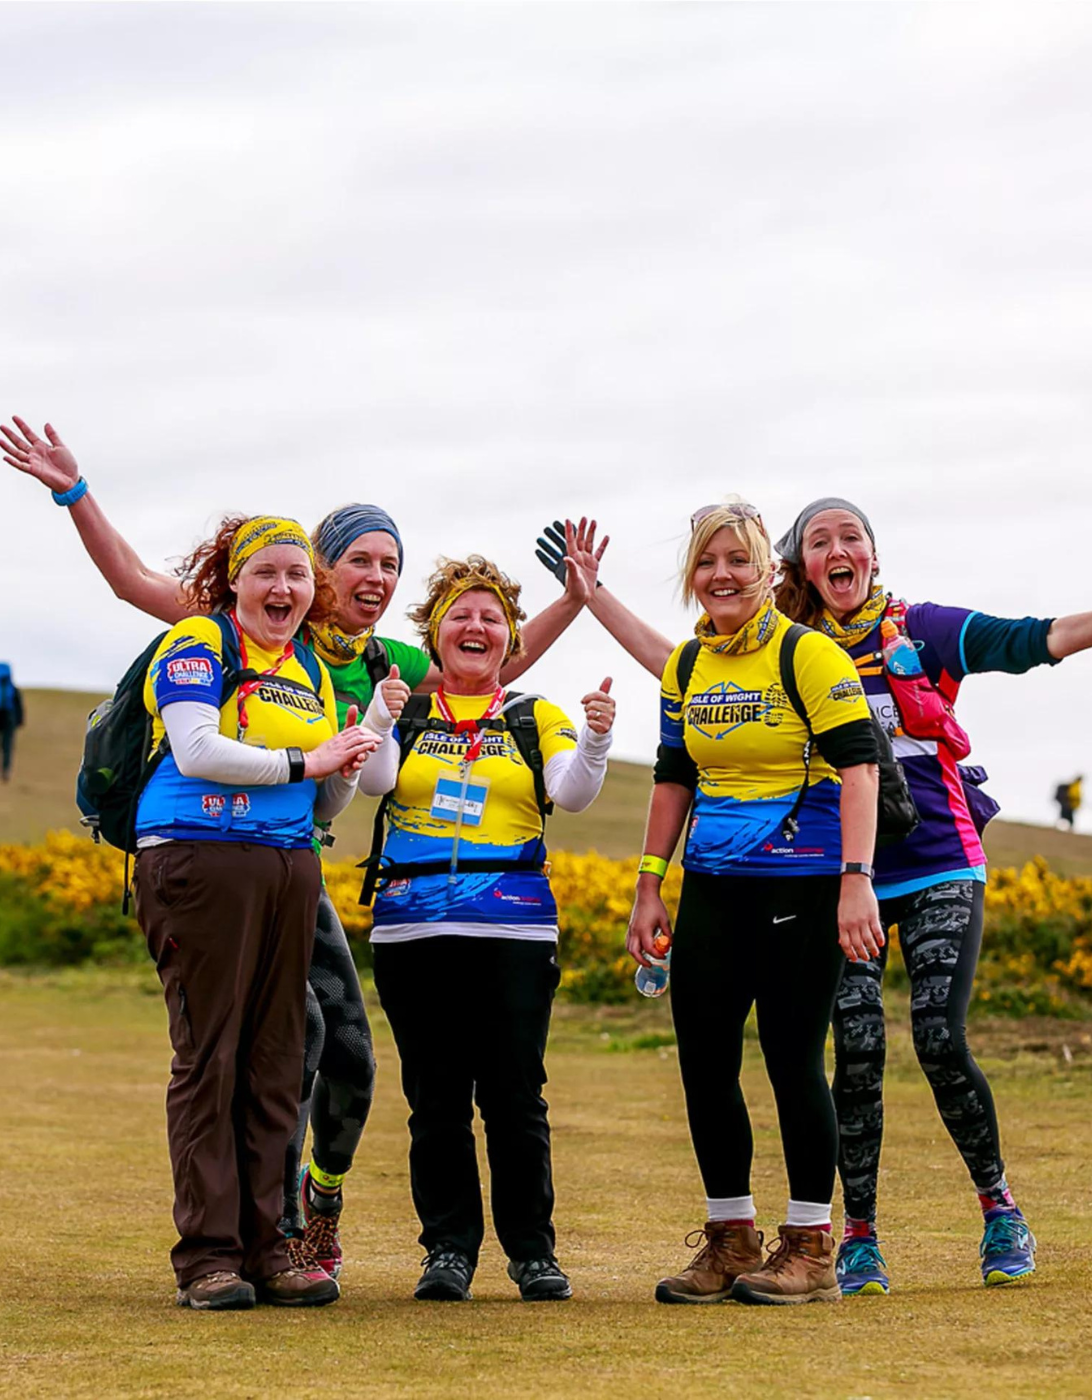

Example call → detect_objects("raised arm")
500 534 591 684
536 518 673 679
2 417 192 624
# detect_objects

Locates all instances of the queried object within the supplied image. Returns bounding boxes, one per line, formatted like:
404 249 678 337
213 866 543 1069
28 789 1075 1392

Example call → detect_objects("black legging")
373 936 560 1267
670 871 845 1204
832 880 1001 1221
281 887 376 1228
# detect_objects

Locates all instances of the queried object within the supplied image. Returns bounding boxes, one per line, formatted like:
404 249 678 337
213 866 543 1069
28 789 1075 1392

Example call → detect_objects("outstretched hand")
535 517 609 600
1 417 80 493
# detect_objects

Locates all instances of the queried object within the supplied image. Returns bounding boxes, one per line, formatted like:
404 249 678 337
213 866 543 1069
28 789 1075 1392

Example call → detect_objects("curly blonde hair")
409 555 526 666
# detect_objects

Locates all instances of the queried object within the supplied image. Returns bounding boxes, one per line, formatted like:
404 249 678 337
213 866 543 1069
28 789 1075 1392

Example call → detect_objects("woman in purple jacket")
537 508 1092 1295
773 497 1092 1296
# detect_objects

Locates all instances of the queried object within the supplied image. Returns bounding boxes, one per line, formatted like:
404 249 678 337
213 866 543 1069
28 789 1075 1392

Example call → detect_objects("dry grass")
1 971 1090 1399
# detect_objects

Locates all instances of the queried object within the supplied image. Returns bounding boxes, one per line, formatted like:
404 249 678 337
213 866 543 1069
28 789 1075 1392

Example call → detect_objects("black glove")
534 520 569 586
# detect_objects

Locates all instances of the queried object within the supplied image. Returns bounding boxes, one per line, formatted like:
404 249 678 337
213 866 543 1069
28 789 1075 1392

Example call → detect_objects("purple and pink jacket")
842 603 1057 900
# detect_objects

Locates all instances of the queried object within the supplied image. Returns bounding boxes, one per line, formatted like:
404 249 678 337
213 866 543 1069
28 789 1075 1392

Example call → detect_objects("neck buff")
817 584 888 646
314 504 403 572
428 578 519 659
695 596 779 657
308 621 375 666
228 516 314 581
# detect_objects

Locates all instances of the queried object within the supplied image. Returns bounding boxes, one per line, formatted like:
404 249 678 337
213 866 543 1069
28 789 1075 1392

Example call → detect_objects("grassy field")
2 971 1091 1400
5 687 1092 873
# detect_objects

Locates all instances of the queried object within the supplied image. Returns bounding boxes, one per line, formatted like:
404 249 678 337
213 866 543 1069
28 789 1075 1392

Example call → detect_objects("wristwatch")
840 861 875 879
286 747 306 783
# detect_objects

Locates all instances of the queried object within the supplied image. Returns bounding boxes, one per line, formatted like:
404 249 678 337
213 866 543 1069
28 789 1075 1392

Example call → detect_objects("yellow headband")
228 516 315 582
428 577 519 657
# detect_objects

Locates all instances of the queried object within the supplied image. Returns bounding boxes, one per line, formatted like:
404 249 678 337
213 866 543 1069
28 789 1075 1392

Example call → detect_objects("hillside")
4 688 1091 874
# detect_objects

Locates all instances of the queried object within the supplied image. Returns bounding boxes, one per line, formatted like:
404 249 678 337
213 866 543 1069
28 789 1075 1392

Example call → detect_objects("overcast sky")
2 2 1091 826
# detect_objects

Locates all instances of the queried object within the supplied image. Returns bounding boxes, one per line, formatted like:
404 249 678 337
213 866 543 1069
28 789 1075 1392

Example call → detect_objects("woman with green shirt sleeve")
2 417 592 1288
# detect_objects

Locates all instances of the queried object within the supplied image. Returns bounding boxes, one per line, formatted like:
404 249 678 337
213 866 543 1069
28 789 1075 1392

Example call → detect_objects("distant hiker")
1054 776 1083 831
0 662 24 782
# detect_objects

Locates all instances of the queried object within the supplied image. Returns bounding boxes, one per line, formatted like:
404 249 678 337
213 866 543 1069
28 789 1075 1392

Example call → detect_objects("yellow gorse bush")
1 836 1091 1010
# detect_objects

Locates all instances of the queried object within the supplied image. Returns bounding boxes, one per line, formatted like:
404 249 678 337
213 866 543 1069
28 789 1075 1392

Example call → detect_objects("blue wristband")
51 477 89 507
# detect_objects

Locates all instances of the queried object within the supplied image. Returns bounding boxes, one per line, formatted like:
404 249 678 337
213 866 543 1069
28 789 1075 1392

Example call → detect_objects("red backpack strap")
884 595 910 631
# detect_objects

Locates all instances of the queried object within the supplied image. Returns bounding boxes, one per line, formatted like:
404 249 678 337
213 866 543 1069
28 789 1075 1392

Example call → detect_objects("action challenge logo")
686 681 775 739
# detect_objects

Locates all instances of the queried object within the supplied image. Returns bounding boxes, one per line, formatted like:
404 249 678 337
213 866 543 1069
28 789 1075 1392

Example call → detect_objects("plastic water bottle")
634 934 672 998
880 619 923 677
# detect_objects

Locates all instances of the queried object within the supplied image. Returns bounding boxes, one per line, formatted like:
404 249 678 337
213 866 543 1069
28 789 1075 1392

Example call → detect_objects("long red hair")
175 515 337 625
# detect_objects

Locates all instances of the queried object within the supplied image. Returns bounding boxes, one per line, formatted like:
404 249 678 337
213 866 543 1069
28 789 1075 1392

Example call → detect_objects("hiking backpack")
674 627 920 849
78 613 323 858
358 691 551 906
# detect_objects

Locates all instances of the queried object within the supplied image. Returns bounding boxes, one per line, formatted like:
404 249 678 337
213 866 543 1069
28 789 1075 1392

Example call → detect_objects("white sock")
706 1195 756 1223
786 1198 832 1228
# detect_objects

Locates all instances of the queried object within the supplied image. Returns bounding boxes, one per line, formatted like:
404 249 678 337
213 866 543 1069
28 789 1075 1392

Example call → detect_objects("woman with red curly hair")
133 514 380 1310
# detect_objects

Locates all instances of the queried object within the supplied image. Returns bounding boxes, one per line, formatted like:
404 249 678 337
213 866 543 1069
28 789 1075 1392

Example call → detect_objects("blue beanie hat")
314 504 403 573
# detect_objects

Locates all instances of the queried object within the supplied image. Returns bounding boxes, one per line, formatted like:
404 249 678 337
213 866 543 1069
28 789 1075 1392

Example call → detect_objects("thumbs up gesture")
379 662 411 723
581 677 615 735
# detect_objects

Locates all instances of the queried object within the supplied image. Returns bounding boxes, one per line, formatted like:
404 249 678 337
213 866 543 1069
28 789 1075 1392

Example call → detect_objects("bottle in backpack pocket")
879 619 972 760
880 619 924 676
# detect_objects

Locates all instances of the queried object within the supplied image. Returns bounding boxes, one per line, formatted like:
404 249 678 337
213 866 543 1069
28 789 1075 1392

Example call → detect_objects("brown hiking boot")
655 1221 764 1304
256 1266 340 1307
285 1232 323 1271
176 1270 256 1311
730 1225 841 1305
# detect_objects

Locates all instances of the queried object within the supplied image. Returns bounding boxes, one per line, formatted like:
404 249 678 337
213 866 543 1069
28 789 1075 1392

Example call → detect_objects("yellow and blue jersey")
136 615 338 848
373 691 577 931
659 611 871 875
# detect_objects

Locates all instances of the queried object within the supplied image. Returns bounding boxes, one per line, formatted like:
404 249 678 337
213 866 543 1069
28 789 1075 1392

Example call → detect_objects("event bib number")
430 775 489 828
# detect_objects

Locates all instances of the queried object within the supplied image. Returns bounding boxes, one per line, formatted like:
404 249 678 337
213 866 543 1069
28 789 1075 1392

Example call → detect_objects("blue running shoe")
835 1235 889 1296
980 1207 1036 1286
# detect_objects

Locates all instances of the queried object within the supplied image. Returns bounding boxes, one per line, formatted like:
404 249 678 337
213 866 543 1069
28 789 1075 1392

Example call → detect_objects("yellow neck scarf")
817 585 887 647
695 597 780 657
308 622 375 666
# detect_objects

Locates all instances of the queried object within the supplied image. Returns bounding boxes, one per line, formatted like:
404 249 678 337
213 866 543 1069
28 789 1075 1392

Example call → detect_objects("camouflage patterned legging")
281 887 376 1230
831 880 1003 1222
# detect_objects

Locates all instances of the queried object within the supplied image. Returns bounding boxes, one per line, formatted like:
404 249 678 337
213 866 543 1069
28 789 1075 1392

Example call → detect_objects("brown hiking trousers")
134 841 320 1287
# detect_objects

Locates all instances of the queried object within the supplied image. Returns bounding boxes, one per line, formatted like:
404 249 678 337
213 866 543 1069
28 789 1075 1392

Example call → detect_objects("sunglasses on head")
690 501 764 532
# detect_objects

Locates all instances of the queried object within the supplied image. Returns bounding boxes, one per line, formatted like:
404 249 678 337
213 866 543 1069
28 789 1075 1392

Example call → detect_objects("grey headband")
775 497 875 563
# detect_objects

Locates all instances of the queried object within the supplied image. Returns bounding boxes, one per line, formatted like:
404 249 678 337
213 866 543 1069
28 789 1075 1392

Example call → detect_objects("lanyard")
434 686 504 884
434 686 505 764
228 610 296 737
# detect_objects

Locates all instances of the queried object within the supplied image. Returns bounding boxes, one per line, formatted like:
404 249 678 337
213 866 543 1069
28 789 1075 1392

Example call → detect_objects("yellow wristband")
638 855 669 879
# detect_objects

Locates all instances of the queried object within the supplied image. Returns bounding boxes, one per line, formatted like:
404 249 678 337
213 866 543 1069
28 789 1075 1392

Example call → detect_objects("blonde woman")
627 502 881 1305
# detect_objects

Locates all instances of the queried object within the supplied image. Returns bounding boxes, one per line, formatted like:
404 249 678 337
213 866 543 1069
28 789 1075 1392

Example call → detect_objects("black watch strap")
286 747 306 783
839 861 875 879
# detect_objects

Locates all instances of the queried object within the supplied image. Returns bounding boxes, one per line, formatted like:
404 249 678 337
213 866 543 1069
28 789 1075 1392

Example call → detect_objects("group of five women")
7 413 1085 1308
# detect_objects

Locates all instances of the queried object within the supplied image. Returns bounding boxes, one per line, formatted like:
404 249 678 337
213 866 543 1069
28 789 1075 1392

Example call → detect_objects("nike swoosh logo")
772 915 796 925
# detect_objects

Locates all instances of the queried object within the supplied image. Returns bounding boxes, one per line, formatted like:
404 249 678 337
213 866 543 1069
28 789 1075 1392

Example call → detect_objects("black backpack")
78 614 323 880
675 626 919 850
358 691 551 906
